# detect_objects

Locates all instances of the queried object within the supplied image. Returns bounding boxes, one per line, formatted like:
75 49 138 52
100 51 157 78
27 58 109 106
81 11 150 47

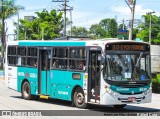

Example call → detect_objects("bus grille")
118 96 145 103
119 92 143 95
119 83 148 88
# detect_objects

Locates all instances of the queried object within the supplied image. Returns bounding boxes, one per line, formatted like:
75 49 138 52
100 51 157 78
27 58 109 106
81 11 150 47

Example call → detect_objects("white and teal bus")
5 37 151 108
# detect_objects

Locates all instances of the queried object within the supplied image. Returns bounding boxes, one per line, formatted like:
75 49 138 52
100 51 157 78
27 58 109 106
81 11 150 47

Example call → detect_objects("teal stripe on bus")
110 85 150 94
19 42 86 46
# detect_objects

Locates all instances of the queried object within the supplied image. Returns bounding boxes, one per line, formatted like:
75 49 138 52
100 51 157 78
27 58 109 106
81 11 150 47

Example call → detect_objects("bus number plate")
128 97 136 102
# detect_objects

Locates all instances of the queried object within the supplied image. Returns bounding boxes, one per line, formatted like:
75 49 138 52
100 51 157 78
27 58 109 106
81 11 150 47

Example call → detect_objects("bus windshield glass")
103 53 150 81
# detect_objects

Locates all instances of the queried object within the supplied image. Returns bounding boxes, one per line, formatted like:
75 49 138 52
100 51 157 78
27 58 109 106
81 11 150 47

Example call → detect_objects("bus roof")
6 39 149 47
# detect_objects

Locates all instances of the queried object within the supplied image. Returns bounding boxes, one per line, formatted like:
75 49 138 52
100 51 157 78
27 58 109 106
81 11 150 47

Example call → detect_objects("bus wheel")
22 81 33 100
113 104 126 108
73 87 88 108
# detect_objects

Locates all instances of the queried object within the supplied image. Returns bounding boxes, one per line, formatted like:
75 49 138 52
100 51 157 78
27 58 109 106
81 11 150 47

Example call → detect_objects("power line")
52 0 72 36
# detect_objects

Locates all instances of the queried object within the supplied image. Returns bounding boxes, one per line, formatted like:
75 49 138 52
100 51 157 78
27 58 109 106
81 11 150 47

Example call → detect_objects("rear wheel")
73 87 88 108
22 81 33 100
113 104 126 108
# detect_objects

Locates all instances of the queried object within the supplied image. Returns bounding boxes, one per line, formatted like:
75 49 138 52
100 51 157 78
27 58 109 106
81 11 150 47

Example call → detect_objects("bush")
152 78 160 93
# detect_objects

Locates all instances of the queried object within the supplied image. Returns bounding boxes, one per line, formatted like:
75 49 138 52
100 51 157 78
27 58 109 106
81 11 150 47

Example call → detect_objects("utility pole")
69 6 73 36
64 0 67 36
147 11 155 44
122 19 125 39
125 0 136 40
52 0 70 36
122 19 125 30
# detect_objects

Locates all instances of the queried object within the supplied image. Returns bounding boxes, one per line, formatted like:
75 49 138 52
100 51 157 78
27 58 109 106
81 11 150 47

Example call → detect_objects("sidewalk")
0 77 4 80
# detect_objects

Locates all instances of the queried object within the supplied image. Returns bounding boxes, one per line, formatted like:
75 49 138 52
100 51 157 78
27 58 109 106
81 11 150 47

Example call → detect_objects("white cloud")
71 11 106 28
112 4 155 17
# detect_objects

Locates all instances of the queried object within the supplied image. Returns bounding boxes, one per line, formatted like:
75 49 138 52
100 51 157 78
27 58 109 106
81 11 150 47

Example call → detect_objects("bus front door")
38 49 51 95
88 50 101 103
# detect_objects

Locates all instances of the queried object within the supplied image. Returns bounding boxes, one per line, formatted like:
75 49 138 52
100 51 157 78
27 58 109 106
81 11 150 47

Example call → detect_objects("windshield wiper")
135 52 143 67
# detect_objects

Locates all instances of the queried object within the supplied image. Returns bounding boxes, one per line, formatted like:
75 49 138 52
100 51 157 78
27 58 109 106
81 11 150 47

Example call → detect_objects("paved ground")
0 79 160 119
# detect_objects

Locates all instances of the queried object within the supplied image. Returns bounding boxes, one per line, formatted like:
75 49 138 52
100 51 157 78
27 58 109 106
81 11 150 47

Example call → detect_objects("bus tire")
113 104 126 108
22 81 33 100
73 87 88 108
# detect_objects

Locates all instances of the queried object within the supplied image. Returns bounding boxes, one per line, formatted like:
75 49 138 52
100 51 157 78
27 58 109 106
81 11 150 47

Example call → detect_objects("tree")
99 19 109 31
68 26 88 37
89 24 107 39
108 19 118 37
0 0 24 55
137 14 160 43
99 18 118 38
14 9 63 40
118 24 127 30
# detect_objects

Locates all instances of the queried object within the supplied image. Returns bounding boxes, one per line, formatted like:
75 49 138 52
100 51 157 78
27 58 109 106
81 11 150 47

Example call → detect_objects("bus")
5 37 151 108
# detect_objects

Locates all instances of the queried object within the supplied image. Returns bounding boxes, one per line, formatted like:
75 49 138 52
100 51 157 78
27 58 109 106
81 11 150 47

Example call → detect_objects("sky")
6 0 160 40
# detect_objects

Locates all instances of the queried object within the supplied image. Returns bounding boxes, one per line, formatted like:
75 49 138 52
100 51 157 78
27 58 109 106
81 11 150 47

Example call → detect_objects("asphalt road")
0 79 160 119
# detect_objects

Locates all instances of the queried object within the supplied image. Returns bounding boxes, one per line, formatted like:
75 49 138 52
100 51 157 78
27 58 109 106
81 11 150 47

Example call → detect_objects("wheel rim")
23 83 29 97
76 93 84 105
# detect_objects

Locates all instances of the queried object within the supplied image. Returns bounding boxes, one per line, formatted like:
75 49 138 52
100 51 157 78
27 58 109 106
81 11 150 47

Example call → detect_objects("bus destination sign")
106 44 148 51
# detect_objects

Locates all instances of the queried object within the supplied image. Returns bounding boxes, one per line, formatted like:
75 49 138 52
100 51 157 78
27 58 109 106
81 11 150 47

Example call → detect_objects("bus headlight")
105 86 110 93
144 89 151 95
144 91 147 95
105 86 115 95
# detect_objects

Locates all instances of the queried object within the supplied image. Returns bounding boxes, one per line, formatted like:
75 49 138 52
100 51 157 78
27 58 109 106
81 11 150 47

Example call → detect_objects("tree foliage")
89 24 107 38
99 18 118 38
69 18 118 39
0 0 24 54
15 9 63 40
137 14 160 43
68 26 88 37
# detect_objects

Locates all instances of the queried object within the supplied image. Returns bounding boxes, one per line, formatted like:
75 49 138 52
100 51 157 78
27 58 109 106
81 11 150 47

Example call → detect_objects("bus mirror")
101 56 105 65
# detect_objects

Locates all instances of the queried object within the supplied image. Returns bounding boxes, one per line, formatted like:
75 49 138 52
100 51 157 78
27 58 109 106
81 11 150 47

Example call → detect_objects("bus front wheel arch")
21 81 33 100
73 87 88 109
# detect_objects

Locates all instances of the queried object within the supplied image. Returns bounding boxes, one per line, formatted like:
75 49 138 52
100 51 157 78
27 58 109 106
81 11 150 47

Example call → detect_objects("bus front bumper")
101 89 152 105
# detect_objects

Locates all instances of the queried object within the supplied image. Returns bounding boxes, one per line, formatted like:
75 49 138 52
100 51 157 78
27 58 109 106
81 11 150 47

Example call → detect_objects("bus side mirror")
101 56 105 65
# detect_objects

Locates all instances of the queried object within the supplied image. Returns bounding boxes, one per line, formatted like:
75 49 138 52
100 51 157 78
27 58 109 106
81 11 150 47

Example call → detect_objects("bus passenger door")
38 49 51 95
88 49 101 103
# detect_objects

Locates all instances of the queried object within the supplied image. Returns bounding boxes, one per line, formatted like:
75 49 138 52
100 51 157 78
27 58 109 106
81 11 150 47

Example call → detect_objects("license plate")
128 97 136 102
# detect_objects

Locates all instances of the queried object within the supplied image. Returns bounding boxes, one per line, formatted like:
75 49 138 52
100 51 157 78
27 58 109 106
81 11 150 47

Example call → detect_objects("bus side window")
27 47 37 67
17 47 26 66
8 46 17 66
52 48 67 70
52 60 58 68
69 48 86 71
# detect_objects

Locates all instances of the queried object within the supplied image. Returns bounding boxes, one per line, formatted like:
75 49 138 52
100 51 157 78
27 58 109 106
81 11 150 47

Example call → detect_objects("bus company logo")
30 73 37 78
18 72 37 78
129 82 136 84
116 88 129 91
58 91 68 95
18 72 25 76
25 72 29 77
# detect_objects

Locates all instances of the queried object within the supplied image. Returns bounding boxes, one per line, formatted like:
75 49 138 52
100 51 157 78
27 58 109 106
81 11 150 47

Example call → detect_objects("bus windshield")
103 53 150 81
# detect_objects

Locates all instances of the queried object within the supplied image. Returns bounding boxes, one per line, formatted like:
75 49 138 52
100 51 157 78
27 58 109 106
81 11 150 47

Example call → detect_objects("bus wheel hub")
77 93 84 103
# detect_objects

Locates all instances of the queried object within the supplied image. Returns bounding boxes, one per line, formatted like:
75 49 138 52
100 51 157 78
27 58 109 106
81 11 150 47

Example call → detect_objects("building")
24 16 36 22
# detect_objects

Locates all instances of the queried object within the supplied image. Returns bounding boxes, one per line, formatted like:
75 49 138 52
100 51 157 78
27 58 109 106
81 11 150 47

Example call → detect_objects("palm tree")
0 0 24 56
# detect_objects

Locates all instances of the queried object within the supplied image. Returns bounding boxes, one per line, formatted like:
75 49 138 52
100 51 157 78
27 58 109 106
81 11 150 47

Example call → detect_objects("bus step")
39 95 49 99
89 99 100 104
